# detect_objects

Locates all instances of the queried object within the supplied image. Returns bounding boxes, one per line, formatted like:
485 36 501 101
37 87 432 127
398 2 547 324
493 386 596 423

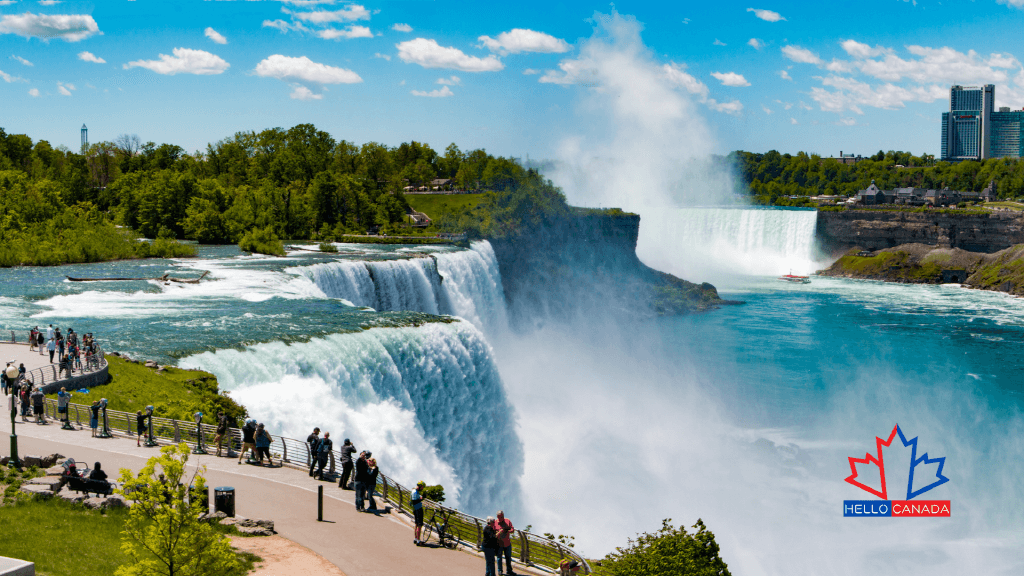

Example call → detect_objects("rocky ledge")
818 243 1024 296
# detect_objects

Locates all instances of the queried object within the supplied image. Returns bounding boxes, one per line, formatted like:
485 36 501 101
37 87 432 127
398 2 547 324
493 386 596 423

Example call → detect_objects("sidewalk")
1 416 538 576
1 341 54 372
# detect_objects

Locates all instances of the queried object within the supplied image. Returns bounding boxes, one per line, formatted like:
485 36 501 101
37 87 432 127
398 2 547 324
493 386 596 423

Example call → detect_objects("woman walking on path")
136 410 147 447
90 400 100 437
482 516 500 576
255 423 274 467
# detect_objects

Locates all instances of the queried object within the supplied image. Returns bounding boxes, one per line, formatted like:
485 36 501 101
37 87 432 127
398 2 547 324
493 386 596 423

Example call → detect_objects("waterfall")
294 241 509 333
636 207 823 281
179 321 523 517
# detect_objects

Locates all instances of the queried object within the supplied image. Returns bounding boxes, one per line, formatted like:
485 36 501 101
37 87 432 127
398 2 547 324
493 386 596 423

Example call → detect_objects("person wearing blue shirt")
412 480 426 545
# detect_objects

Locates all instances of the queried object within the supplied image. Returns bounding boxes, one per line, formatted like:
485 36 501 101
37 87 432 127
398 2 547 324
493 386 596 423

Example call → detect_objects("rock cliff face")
817 210 1024 254
488 211 725 328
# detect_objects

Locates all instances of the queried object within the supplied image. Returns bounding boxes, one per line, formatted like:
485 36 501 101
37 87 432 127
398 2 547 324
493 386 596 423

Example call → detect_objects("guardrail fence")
38 396 590 574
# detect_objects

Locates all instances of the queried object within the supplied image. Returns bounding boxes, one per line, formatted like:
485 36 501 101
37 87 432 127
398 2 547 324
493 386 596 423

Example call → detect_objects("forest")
729 149 1024 206
0 124 555 265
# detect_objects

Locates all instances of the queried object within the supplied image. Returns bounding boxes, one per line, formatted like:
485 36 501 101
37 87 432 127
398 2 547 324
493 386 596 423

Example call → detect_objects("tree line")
0 124 558 265
728 150 1024 206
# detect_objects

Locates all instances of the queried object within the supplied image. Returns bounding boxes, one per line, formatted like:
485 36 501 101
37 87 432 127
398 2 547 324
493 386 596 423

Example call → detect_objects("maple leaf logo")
845 424 949 500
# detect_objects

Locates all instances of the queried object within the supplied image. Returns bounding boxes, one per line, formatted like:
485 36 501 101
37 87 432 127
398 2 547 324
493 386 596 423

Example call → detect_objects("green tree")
116 444 241 576
595 519 730 576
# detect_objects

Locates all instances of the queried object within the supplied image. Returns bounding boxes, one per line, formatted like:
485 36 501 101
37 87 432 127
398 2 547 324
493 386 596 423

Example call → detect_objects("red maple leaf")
845 424 900 500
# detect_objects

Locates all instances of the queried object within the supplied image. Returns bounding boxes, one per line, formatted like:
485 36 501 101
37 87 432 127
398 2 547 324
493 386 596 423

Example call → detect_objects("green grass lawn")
405 193 486 221
48 355 247 425
984 201 1024 211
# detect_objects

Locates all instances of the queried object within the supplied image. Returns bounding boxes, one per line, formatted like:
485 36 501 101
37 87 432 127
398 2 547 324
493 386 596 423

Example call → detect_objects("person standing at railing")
215 412 231 457
47 337 56 363
482 516 499 576
90 400 100 437
71 341 82 372
494 511 517 576
313 431 333 480
136 410 148 447
58 387 72 426
306 427 321 476
354 451 370 511
366 458 379 512
255 423 274 467
412 481 426 545
29 328 38 352
338 438 356 489
59 353 72 379
238 419 257 464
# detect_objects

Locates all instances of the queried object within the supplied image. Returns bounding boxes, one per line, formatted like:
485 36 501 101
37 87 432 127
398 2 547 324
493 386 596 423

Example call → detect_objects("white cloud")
782 45 822 65
263 19 308 33
57 82 71 96
799 101 812 110
707 99 743 115
775 99 792 109
124 48 230 75
522 68 540 75
392 23 412 32
254 54 362 84
747 8 785 22
11 55 32 66
205 27 227 45
682 18 690 24
289 5 370 23
77 51 105 63
0 68 25 82
436 75 460 85
713 39 726 46
711 71 750 87
790 117 798 124
478 28 570 55
778 70 792 80
840 39 888 59
838 117 857 126
38 0 61 5
662 63 743 116
373 52 391 61
0 12 100 42
396 38 503 72
28 87 39 96
411 85 453 97
997 0 1024 8
748 38 764 50
0 1 17 5
290 85 323 100
810 75 946 114
316 25 372 40
762 105 772 114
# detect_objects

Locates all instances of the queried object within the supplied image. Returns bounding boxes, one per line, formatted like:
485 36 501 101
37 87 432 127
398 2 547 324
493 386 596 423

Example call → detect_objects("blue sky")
2 0 1024 160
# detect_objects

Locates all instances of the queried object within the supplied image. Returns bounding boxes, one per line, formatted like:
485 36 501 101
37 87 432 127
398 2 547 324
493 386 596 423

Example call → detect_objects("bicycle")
421 508 457 549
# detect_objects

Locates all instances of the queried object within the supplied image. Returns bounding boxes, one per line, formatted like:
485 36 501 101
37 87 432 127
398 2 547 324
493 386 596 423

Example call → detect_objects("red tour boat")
778 272 811 284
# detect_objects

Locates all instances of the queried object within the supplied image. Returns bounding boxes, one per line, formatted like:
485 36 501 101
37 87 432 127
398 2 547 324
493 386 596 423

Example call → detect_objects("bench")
66 476 114 496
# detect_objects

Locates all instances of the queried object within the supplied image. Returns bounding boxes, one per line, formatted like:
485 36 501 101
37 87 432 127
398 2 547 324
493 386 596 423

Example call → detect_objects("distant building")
941 84 1024 160
80 124 88 152
823 150 863 165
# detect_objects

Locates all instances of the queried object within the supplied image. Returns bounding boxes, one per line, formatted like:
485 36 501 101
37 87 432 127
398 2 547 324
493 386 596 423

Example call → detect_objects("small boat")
778 272 811 284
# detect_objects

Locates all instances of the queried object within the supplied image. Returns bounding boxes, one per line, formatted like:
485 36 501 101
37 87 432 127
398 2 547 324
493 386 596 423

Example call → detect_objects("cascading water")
294 241 508 333
636 207 824 284
178 320 523 517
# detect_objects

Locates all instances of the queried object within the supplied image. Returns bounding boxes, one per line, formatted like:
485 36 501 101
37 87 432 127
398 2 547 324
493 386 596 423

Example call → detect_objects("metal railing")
39 397 590 574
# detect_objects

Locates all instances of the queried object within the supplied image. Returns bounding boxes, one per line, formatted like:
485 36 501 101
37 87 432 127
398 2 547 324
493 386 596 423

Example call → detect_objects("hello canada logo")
843 424 951 517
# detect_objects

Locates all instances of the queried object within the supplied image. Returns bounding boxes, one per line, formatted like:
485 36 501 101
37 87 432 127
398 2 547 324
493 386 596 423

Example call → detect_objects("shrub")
238 226 286 257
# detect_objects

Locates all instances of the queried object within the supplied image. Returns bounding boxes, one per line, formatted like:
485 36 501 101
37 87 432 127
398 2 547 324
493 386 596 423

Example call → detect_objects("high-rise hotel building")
942 84 1024 160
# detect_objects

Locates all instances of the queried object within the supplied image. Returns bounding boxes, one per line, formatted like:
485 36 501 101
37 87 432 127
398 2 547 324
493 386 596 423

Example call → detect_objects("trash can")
214 486 235 517
190 486 210 513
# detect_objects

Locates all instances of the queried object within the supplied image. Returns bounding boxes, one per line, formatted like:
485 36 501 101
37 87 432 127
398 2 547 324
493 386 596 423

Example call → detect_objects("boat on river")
779 272 811 284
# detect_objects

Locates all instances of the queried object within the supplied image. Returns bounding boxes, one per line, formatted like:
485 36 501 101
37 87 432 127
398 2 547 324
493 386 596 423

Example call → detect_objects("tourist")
36 331 44 355
494 511 517 576
31 386 45 424
57 387 71 426
366 458 379 512
89 462 109 485
18 363 25 380
482 516 499 576
238 419 257 464
20 385 31 421
338 438 356 489
354 450 370 511
0 362 9 395
47 337 56 363
62 458 81 479
28 328 37 351
215 412 230 457
71 341 82 371
306 427 321 476
412 481 426 545
56 333 65 357
313 431 333 480
136 410 147 447
558 559 582 576
59 353 72 379
90 400 100 437
46 324 54 341
255 423 274 467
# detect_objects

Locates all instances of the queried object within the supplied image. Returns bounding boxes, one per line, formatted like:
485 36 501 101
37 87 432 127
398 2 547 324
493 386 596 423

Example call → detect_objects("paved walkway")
2 341 55 372
1 407 542 576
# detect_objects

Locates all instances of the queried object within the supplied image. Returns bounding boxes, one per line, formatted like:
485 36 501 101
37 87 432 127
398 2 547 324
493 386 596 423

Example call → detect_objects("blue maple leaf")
896 425 950 500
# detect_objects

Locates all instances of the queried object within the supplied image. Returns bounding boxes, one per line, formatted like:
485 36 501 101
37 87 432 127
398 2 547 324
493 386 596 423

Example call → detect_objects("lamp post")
6 364 20 468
